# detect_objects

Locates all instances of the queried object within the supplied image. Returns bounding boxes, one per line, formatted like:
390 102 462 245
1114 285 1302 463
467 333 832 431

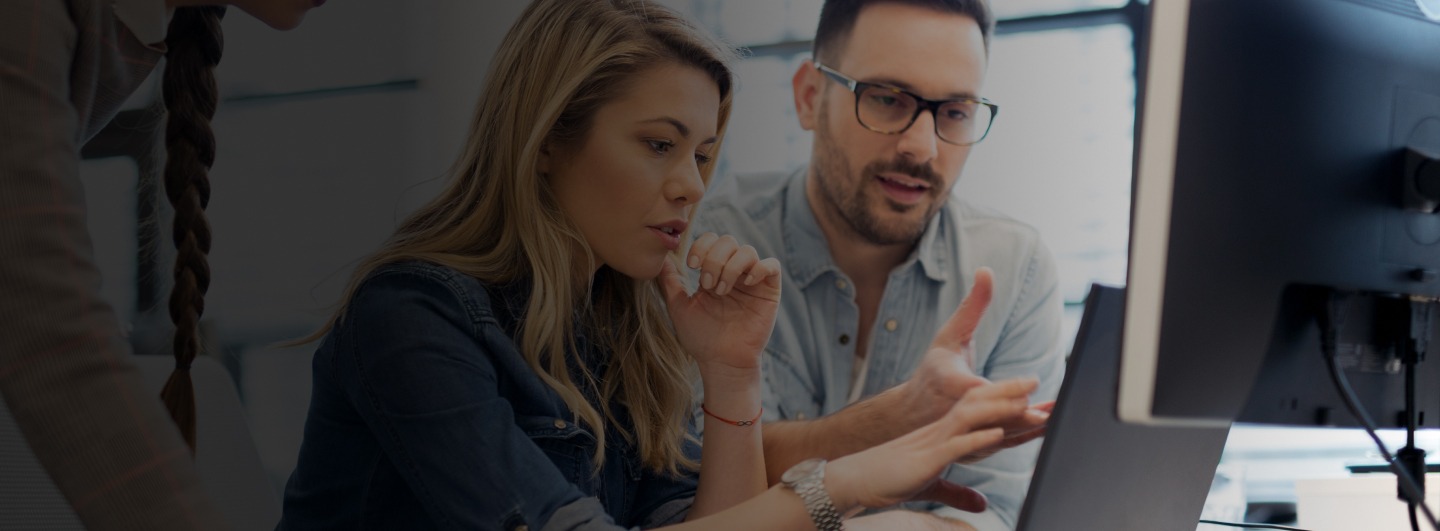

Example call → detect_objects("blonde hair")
311 0 736 475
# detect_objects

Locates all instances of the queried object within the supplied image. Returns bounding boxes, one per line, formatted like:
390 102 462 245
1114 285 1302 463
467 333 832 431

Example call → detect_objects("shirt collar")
914 199 952 283
779 167 837 288
780 166 952 289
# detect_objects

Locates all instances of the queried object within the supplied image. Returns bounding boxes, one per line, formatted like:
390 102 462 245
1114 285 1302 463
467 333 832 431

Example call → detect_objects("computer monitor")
1118 0 1440 428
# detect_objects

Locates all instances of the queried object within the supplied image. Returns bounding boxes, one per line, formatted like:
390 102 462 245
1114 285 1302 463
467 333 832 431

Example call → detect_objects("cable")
1408 349 1423 531
1327 352 1438 530
1404 297 1432 531
1319 292 1440 531
1197 519 1309 530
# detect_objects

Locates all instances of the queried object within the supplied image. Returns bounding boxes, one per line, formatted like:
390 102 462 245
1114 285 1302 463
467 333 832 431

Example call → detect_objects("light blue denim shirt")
690 168 1065 531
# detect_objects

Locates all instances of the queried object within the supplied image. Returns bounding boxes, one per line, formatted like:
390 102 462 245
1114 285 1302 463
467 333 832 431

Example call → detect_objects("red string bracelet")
701 403 762 427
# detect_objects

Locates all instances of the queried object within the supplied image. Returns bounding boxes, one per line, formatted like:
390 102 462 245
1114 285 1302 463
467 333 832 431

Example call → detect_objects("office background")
71 0 1437 520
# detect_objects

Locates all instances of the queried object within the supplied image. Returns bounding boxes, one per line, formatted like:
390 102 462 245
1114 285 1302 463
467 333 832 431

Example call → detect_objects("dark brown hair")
812 0 994 64
158 5 225 452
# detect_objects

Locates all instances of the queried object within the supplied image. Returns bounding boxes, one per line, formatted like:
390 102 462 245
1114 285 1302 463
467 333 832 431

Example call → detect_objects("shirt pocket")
762 348 822 421
515 415 599 492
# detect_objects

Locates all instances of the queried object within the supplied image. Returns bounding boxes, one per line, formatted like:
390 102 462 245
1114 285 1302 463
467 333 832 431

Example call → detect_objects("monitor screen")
1119 0 1440 428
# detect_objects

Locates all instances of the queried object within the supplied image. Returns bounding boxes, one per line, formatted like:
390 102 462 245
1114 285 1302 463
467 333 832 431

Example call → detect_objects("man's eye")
871 94 900 107
945 109 970 121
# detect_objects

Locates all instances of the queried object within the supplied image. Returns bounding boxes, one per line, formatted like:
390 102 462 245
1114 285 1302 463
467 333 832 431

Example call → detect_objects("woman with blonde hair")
279 0 1038 529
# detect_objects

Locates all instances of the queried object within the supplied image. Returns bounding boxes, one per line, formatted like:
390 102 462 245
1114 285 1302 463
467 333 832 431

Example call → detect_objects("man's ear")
793 59 823 132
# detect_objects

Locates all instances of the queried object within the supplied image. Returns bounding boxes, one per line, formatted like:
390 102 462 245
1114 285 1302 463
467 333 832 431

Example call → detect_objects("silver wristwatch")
781 458 844 531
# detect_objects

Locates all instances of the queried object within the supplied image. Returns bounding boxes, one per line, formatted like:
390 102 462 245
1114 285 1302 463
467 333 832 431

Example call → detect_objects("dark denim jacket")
279 261 698 530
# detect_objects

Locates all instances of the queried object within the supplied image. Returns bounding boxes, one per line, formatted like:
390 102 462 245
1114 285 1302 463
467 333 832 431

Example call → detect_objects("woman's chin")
609 258 668 282
642 261 669 281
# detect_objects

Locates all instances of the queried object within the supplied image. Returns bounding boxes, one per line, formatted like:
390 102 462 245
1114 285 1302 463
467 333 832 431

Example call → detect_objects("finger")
657 258 688 306
998 408 1050 436
1033 400 1056 413
697 235 739 292
931 267 994 352
948 398 1029 433
715 245 759 296
960 378 1039 404
742 256 782 287
916 480 988 513
1003 424 1047 447
943 427 1005 463
687 232 720 270
1022 407 1052 425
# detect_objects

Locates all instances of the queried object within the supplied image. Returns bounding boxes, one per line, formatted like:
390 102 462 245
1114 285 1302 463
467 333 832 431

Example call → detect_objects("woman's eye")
648 139 673 154
694 152 713 164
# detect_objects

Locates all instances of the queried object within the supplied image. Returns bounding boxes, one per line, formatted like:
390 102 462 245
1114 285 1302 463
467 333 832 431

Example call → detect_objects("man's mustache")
864 158 942 188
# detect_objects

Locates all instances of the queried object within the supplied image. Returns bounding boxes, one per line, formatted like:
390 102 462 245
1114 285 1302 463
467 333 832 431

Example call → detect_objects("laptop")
1013 284 1232 531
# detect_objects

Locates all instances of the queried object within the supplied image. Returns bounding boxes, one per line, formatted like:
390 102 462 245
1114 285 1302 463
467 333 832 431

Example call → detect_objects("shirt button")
797 413 807 420
553 419 567 429
839 334 850 345
885 319 899 332
836 279 848 290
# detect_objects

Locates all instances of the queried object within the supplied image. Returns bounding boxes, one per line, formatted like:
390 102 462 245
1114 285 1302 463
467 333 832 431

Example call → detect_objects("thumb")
917 479 988 513
927 346 989 397
932 267 993 352
658 258 688 306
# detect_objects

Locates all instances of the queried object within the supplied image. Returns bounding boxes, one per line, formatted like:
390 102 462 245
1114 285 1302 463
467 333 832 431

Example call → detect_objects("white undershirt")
847 351 870 405
112 0 172 46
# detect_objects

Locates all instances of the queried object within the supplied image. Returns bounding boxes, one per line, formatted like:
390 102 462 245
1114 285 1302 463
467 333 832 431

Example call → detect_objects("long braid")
159 6 225 453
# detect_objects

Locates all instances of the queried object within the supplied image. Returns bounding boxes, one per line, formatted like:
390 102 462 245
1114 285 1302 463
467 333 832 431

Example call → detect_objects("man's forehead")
834 4 988 98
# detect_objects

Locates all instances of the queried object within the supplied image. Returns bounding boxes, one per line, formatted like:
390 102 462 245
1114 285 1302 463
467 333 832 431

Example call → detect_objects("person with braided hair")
0 0 322 529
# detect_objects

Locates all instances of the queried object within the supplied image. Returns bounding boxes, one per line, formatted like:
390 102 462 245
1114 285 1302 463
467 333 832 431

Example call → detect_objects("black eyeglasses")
815 62 998 146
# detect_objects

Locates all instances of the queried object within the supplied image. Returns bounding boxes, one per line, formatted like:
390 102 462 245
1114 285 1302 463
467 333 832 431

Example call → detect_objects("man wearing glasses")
689 1 1062 530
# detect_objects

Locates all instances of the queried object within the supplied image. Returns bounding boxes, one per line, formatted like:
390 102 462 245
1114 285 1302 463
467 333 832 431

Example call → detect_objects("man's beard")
811 110 947 246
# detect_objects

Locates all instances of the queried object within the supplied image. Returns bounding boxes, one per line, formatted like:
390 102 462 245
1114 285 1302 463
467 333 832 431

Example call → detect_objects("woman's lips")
649 227 681 251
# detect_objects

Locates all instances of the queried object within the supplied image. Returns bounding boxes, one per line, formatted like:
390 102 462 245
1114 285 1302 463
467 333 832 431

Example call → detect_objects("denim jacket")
279 261 698 530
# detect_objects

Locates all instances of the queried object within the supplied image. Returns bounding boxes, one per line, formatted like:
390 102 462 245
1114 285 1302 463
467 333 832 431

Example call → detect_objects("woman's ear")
539 142 553 174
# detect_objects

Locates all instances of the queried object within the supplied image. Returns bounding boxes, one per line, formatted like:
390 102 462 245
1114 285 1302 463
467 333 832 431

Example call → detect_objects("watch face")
782 457 825 484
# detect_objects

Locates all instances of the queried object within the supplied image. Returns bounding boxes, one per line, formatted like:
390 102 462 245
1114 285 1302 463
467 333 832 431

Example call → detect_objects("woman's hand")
658 233 782 373
824 378 1041 512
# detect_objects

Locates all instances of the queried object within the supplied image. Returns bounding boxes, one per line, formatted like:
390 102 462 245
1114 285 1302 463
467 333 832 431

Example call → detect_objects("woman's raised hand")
658 233 782 372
